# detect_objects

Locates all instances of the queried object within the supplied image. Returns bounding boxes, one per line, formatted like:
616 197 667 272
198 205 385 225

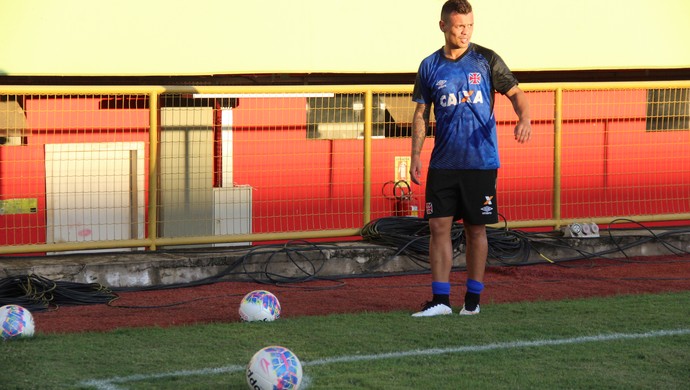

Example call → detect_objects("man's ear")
439 20 446 32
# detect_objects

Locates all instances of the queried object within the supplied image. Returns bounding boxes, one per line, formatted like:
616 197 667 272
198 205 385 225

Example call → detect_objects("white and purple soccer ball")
239 290 281 322
1 304 35 340
246 345 303 390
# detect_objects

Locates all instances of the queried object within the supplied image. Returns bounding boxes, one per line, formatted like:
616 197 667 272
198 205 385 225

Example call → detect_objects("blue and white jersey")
413 43 518 170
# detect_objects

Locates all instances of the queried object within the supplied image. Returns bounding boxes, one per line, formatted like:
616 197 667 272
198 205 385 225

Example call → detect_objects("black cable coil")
0 274 118 312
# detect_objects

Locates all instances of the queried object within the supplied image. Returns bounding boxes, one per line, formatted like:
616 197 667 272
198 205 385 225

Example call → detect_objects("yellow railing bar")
0 229 362 255
0 239 154 255
145 229 362 247
489 214 690 230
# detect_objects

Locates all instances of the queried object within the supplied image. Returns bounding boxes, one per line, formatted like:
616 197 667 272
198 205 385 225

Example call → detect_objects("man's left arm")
505 86 532 144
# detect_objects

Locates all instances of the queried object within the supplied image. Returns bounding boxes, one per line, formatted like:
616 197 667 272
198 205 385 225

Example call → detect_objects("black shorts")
424 169 498 225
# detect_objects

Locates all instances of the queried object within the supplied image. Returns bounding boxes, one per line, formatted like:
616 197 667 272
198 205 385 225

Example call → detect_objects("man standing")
410 0 531 317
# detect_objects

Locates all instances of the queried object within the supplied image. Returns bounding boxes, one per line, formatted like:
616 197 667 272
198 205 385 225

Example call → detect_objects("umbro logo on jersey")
435 80 448 89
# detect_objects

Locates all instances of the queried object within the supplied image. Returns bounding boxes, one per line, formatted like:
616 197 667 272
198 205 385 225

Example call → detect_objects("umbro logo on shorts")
481 195 494 215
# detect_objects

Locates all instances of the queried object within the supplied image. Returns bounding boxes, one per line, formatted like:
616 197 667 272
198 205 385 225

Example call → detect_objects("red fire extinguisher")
383 180 419 217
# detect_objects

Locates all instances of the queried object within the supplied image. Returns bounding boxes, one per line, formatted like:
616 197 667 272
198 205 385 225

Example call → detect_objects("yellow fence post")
363 89 373 226
147 91 159 251
553 88 563 230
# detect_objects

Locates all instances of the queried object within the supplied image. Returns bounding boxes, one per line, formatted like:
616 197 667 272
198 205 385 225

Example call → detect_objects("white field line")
78 328 690 390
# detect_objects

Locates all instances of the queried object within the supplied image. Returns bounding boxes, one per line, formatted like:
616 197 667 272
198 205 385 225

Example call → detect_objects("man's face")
440 11 474 50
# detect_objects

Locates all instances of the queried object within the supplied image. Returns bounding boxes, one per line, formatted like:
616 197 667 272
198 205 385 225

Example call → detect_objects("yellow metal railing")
0 81 689 254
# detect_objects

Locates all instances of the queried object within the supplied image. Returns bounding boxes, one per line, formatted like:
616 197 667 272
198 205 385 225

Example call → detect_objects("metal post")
147 92 159 250
553 88 563 229
363 90 373 225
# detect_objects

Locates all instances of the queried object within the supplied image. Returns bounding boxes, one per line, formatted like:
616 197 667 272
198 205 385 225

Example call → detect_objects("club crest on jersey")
469 72 481 85
439 90 484 107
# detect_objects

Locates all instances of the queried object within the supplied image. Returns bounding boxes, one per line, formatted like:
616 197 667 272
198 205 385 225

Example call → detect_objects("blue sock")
432 281 451 295
464 279 484 311
431 281 451 306
466 279 484 294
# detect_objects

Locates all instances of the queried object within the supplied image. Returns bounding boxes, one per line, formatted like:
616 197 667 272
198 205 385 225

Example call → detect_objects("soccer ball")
0 304 35 340
246 345 303 390
239 290 281 322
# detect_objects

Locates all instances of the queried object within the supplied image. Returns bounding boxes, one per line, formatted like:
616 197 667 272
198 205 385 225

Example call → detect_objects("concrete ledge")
1 230 689 288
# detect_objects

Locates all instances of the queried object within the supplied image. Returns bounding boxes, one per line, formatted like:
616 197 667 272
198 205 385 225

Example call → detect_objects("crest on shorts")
426 202 433 215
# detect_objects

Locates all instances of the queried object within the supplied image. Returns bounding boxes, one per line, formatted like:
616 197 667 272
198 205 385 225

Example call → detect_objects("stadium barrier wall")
0 82 689 254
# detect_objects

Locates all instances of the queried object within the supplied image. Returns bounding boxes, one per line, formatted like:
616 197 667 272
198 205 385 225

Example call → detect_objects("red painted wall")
0 97 150 246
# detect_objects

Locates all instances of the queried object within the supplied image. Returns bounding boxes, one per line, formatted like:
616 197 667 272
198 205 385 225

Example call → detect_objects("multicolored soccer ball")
239 290 281 322
246 345 303 390
1 304 35 340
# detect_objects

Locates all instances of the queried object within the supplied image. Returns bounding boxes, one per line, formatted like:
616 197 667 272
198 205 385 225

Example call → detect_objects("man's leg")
429 216 455 283
412 216 454 317
461 222 487 314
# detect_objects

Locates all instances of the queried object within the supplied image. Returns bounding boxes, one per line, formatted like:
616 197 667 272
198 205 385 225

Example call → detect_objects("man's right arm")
410 103 429 185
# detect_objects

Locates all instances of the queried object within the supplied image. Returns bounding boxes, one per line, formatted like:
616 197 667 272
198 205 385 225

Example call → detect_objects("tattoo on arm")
411 104 429 156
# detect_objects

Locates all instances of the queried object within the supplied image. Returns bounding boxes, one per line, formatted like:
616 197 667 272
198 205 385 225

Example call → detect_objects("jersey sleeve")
412 68 430 104
474 45 518 95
